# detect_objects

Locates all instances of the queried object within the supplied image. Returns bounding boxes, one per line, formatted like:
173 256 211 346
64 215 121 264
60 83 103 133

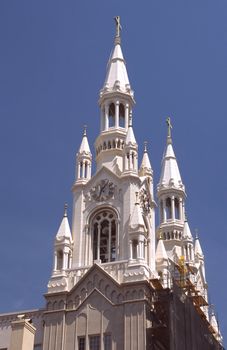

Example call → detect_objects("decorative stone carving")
139 188 151 213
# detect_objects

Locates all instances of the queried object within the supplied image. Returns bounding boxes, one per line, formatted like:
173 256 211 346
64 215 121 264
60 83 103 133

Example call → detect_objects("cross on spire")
166 117 172 138
114 16 122 37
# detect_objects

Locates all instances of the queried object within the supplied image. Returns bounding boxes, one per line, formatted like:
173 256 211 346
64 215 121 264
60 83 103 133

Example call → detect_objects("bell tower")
95 16 135 174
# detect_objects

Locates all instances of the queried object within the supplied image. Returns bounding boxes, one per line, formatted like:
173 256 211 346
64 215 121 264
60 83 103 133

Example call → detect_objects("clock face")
91 179 115 201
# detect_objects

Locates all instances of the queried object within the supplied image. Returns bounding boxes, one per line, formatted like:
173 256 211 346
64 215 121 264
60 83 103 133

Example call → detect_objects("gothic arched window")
166 197 171 219
175 197 180 219
109 103 115 127
57 250 63 270
119 103 125 127
92 210 117 263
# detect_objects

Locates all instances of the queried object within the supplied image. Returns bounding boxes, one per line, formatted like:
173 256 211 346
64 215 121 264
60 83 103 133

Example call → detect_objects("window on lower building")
104 334 112 350
78 337 86 350
89 335 100 350
34 345 42 350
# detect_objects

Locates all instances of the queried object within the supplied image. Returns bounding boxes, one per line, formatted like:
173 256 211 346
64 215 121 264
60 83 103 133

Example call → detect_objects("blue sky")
0 0 226 344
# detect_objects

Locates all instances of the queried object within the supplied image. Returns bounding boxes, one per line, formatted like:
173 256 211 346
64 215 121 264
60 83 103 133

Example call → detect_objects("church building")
0 17 224 350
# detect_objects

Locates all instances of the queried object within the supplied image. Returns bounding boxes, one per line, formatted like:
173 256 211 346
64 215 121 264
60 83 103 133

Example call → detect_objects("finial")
114 16 122 45
166 117 172 140
83 125 87 136
144 141 148 153
195 228 199 239
64 203 68 217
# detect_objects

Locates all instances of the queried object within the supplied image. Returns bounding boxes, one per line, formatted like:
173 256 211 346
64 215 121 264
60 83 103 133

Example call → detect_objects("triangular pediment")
66 264 123 309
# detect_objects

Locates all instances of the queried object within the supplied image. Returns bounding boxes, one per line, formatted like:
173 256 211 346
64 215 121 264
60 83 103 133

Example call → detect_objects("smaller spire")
139 141 152 176
158 117 184 191
156 238 168 264
56 205 72 240
183 219 193 240
194 232 204 258
129 192 145 230
78 125 91 154
125 113 137 145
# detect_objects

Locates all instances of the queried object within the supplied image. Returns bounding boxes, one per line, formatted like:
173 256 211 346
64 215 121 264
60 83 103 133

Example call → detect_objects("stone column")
115 101 119 128
105 104 109 130
125 103 129 128
10 318 36 350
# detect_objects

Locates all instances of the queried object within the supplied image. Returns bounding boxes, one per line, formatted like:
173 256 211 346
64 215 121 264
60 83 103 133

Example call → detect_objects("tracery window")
92 210 117 263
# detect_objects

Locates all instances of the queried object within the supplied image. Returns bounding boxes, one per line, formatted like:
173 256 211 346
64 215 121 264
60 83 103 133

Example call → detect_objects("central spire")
96 18 136 173
100 17 134 100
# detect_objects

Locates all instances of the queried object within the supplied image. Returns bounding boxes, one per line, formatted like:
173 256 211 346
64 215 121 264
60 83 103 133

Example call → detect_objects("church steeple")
95 17 135 173
157 118 186 262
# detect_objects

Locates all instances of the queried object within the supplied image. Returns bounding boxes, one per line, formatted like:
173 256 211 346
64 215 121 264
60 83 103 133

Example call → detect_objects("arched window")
80 161 83 178
109 103 115 127
132 240 138 259
85 162 88 178
166 197 171 219
92 210 117 263
57 250 63 270
175 198 180 219
119 103 125 127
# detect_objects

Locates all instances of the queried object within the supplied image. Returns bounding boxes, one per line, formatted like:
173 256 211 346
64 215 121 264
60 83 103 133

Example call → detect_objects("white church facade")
0 17 223 350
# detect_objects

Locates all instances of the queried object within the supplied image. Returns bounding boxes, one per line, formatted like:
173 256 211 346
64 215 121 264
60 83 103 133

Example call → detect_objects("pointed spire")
100 17 133 98
194 232 204 258
78 125 91 154
139 141 152 175
129 192 145 230
158 117 184 191
56 204 72 241
183 219 193 240
156 238 168 264
125 113 137 145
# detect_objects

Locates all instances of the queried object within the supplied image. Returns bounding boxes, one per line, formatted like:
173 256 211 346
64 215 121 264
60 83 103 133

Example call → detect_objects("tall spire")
158 118 184 191
79 125 91 154
100 17 134 99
